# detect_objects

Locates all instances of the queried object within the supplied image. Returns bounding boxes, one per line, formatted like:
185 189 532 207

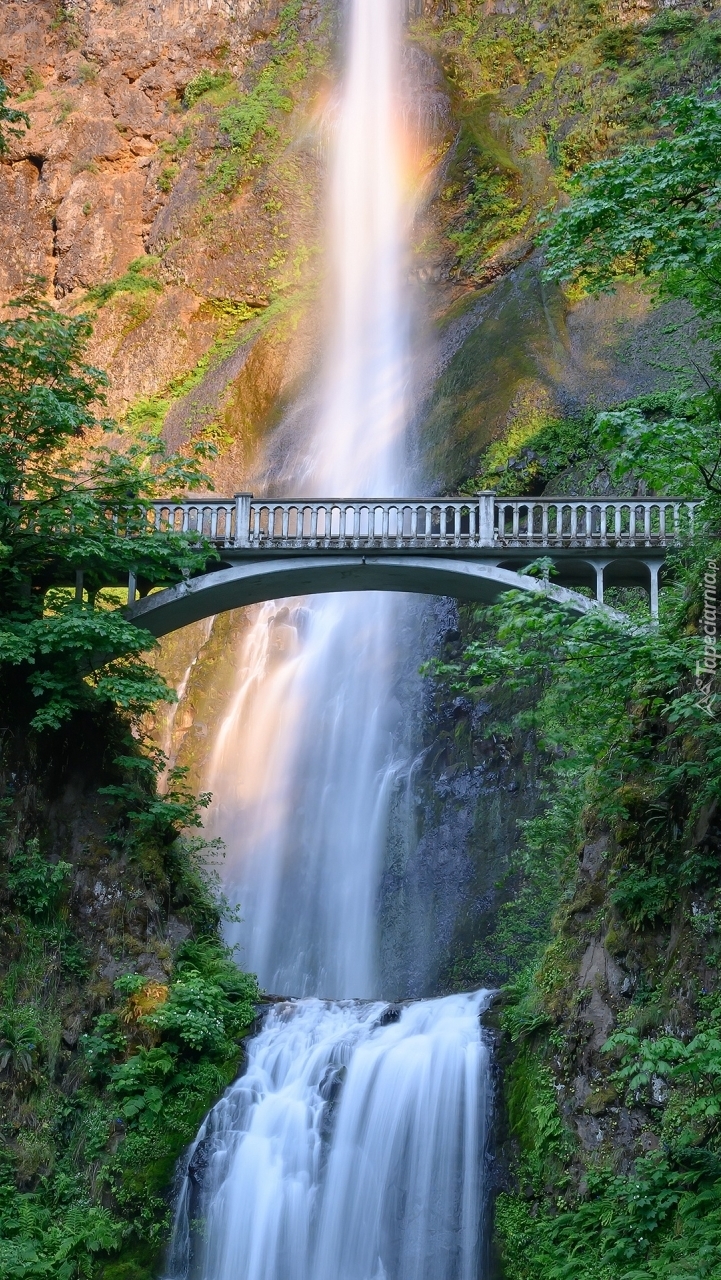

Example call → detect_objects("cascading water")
167 0 494 1274
165 993 491 1280
204 0 412 999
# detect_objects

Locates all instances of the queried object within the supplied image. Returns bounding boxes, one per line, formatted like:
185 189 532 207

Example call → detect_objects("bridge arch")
126 555 616 638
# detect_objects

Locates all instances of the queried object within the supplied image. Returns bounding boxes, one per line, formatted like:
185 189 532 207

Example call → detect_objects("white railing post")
477 491 495 546
234 493 252 547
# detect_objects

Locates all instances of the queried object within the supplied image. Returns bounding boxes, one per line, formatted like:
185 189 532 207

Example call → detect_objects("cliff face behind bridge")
0 0 696 491
2 0 716 993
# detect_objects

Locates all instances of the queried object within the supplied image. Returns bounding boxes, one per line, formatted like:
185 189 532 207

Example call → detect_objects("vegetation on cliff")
426 80 721 1280
0 270 260 1275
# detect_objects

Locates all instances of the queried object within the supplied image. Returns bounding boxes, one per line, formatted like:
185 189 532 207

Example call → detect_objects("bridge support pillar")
588 559 610 606
128 570 137 606
234 493 253 548
646 560 663 620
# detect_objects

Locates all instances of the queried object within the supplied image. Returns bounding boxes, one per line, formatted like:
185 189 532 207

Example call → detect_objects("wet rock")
580 835 609 878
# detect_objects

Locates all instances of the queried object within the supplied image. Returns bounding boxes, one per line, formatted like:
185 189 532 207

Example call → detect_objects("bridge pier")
587 559 610 607
647 560 662 620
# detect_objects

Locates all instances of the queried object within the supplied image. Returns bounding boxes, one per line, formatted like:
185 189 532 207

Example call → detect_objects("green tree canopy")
542 87 721 336
542 86 721 498
0 283 217 730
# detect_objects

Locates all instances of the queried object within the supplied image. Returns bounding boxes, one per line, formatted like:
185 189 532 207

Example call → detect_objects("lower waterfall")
164 993 491 1280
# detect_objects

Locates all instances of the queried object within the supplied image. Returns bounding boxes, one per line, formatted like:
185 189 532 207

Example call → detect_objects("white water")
204 0 412 998
165 994 491 1280
167 3 494 1275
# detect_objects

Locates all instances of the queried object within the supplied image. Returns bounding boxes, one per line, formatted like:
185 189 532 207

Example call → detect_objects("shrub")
183 69 232 108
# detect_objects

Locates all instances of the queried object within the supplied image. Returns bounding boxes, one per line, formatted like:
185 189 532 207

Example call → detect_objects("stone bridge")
125 492 701 635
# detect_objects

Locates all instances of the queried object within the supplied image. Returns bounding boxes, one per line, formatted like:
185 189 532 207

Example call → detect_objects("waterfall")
165 1 495 1274
164 993 491 1280
204 0 412 998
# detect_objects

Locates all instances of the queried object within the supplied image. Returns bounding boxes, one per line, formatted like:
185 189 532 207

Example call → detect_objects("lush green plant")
542 86 721 328
496 1154 721 1280
86 259 163 309
0 284 219 730
605 996 721 1141
427 566 721 924
7 839 72 917
183 68 232 109
1 759 260 1277
218 66 293 156
0 1007 42 1078
539 85 721 503
593 390 721 497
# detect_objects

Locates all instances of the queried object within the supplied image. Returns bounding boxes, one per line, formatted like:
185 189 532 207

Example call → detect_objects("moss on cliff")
0 708 260 1279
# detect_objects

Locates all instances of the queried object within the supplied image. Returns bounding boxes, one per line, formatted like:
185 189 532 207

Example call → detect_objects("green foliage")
156 165 178 194
81 1013 127 1080
496 1156 721 1280
86 259 162 308
204 2 321 197
0 1007 43 1077
0 283 219 730
218 66 292 156
183 68 232 108
446 151 528 274
506 1045 572 1190
594 391 721 497
465 410 600 495
0 1184 125 1279
0 77 29 156
499 988 721 1278
605 995 721 1141
1 807 259 1277
427 568 721 935
542 86 721 349
7 839 72 917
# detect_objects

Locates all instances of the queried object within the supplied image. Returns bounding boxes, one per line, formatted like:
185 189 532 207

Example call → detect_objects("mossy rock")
96 1245 158 1280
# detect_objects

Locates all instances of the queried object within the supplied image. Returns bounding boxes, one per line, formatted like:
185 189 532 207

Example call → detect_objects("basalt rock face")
375 599 544 1000
3 0 714 1000
0 0 332 483
1 0 235 302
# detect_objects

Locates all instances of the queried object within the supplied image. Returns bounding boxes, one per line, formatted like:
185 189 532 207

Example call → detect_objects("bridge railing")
494 497 699 547
146 494 702 551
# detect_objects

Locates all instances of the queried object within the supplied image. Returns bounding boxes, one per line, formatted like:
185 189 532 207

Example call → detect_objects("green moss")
420 263 569 487
157 164 179 194
183 68 233 109
0 759 260 1278
86 259 163 308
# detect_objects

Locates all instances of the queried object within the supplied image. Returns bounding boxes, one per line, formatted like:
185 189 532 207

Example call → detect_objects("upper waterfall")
203 0 416 998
